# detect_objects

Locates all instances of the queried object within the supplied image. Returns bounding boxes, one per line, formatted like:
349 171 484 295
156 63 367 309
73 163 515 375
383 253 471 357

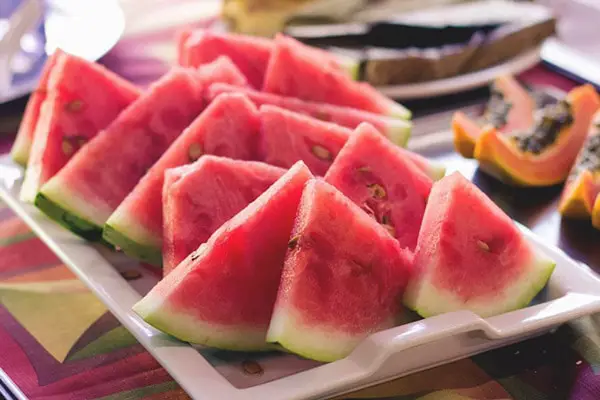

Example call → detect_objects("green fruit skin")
387 124 412 148
103 224 162 268
34 192 109 244
405 259 556 319
133 300 274 352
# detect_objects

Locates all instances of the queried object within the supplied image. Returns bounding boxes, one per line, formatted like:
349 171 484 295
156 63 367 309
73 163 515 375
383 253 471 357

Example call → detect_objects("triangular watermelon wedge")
162 156 285 275
20 52 141 202
35 68 205 241
182 30 274 89
11 50 64 167
324 123 434 251
133 161 314 350
207 83 412 146
104 93 262 266
403 172 555 318
258 105 351 176
263 34 411 119
194 55 248 88
266 179 413 362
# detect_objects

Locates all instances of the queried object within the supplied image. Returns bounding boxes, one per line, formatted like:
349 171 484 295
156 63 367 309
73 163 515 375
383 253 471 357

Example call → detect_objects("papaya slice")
452 75 535 158
559 111 600 219
474 84 600 187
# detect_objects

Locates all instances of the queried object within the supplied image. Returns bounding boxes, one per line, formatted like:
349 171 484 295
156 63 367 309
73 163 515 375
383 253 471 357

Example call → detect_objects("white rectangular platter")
3 133 600 400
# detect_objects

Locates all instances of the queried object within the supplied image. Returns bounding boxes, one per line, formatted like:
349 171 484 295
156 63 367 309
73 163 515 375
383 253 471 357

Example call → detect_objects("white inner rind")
403 248 556 318
40 177 114 226
133 289 271 351
266 304 385 363
106 207 162 249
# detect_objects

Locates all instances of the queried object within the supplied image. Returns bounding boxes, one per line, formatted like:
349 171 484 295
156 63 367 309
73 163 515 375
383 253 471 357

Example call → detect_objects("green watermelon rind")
133 292 275 352
34 192 107 243
11 147 29 168
403 251 556 319
266 306 382 362
386 123 412 147
426 162 447 181
103 224 162 267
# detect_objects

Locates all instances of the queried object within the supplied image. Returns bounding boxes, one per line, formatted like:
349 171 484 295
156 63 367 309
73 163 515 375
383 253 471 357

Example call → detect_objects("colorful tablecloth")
2 1 600 399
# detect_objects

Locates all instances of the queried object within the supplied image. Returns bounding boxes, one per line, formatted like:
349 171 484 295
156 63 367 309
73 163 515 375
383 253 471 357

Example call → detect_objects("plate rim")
377 46 542 100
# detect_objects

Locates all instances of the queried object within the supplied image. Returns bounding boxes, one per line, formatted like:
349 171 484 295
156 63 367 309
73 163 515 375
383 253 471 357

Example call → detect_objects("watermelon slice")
182 30 273 88
194 55 248 88
162 156 285 275
324 123 434 251
11 50 64 167
35 68 205 241
181 31 357 89
133 162 314 350
19 53 141 203
403 172 555 318
266 179 413 362
104 92 262 266
207 83 412 146
263 34 411 119
258 105 351 176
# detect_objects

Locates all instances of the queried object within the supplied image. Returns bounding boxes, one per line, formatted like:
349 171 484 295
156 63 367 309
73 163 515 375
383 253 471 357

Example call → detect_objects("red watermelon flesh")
324 123 433 251
266 179 413 362
403 172 555 318
195 55 248 88
183 30 273 89
20 53 141 203
207 83 412 146
175 28 194 65
132 162 314 350
36 68 205 238
104 93 261 266
11 50 64 167
258 105 351 176
263 34 411 119
162 156 285 275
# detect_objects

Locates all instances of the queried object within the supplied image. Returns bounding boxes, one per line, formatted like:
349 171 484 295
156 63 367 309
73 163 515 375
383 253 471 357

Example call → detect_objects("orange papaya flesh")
452 75 535 158
452 111 482 158
474 84 600 187
561 112 600 219
559 170 599 218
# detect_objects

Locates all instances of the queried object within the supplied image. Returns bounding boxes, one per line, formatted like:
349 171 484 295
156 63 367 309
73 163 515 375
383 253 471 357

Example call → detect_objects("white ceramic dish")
1 137 600 399
377 46 542 100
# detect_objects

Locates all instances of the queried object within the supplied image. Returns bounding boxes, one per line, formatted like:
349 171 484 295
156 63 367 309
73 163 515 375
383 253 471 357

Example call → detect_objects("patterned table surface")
2 1 600 399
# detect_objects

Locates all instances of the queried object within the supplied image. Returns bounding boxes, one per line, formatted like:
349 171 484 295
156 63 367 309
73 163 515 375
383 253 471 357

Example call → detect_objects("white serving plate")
2 137 600 400
377 46 541 100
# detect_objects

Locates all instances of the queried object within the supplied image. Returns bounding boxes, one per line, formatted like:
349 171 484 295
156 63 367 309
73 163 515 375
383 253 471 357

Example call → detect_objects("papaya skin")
559 170 597 218
453 75 535 159
474 84 600 187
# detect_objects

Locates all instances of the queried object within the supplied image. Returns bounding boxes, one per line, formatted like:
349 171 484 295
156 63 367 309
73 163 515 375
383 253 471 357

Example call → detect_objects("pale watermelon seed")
367 183 386 199
357 166 371 173
241 360 263 376
311 145 331 160
61 139 74 156
188 143 203 162
477 240 490 252
381 214 396 237
65 99 83 112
